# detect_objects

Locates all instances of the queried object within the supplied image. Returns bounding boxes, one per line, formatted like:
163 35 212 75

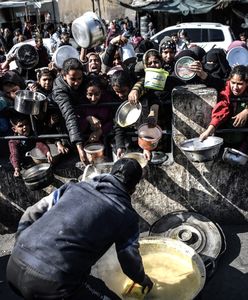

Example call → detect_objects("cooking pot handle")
25 152 31 157
82 164 98 181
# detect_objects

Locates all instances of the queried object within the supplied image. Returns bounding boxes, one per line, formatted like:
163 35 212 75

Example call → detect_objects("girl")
200 65 248 153
79 78 114 157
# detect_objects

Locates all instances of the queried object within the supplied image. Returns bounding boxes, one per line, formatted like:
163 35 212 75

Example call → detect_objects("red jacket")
210 81 247 128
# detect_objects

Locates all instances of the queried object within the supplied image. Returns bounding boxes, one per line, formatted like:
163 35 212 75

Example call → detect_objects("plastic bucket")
144 68 169 91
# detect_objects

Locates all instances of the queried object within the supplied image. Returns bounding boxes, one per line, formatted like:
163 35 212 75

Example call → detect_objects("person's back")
7 158 153 299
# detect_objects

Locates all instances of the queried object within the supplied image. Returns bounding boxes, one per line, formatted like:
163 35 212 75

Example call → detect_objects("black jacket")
52 75 85 144
14 174 145 286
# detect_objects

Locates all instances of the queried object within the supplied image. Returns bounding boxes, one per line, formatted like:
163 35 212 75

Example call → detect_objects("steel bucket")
72 12 106 48
14 90 47 115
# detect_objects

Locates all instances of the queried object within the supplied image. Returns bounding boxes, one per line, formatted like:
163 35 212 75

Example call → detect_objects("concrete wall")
57 0 135 23
1 85 248 234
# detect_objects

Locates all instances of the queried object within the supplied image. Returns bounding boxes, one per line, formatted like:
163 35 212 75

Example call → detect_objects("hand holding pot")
110 35 128 47
46 151 53 164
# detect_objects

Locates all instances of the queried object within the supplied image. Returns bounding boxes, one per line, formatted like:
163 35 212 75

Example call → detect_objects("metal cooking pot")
115 101 142 127
138 123 162 151
84 143 104 163
15 44 39 70
24 173 54 190
52 45 79 69
14 90 47 115
222 147 248 166
22 163 53 183
179 136 223 162
92 237 206 300
72 11 106 48
26 144 61 165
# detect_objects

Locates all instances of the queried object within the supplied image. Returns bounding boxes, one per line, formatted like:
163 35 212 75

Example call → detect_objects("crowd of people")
0 16 247 177
1 13 248 300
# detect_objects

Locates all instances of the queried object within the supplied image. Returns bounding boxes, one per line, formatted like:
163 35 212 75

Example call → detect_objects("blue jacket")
14 174 145 286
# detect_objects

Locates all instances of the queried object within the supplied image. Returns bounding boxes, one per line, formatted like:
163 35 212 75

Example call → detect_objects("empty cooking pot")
14 90 47 115
72 11 106 48
84 143 104 163
222 147 248 166
22 163 52 183
138 123 162 151
26 144 61 165
52 45 79 69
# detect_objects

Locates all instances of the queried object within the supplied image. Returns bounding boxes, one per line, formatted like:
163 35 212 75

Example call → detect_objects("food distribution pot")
72 12 106 48
92 237 206 300
138 123 162 151
14 90 47 115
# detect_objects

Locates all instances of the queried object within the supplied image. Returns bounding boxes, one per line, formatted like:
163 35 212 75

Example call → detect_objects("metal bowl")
123 152 148 168
222 147 248 166
115 101 142 127
179 136 223 162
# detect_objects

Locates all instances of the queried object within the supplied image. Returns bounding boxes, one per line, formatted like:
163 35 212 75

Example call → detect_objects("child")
79 78 114 145
200 65 248 152
8 114 53 177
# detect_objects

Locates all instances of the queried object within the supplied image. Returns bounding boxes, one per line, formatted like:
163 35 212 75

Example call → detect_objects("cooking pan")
22 163 52 183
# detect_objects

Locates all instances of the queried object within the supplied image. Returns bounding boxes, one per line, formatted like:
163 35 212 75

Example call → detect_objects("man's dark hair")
62 58 84 74
111 158 143 192
10 112 29 126
110 70 133 89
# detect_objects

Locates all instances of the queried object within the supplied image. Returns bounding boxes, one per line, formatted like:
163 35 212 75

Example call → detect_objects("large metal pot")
92 237 206 300
14 90 47 115
179 136 223 162
26 144 61 165
22 163 53 184
138 123 162 151
72 12 106 48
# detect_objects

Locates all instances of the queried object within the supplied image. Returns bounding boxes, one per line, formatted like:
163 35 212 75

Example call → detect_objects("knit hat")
111 158 143 191
159 36 176 53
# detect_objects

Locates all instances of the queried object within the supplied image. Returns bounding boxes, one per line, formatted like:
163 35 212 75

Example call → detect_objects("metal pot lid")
174 56 196 81
149 211 223 261
52 45 79 69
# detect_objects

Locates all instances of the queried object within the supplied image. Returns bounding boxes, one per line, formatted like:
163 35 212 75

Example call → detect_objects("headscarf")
159 36 176 54
202 48 231 79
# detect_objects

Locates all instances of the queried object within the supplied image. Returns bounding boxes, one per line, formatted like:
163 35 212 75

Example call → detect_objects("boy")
8 114 52 177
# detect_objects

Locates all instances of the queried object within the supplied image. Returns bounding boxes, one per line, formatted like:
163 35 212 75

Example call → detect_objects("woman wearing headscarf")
202 48 231 80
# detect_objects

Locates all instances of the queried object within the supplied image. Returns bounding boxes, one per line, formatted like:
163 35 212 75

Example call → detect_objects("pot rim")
180 137 223 152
